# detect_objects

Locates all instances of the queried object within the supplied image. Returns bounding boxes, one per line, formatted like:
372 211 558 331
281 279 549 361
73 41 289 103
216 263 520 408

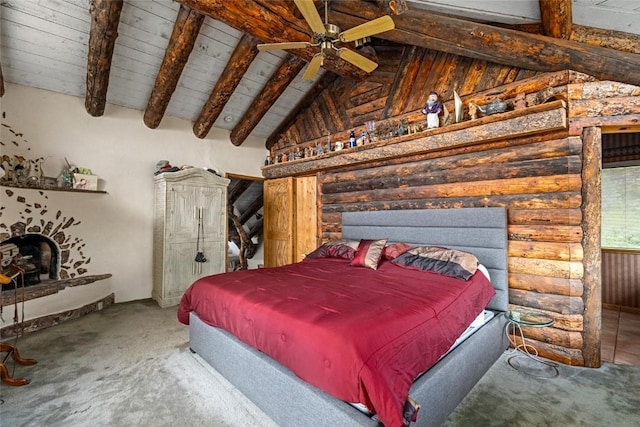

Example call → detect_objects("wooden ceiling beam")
175 0 369 81
248 218 264 240
571 25 640 55
330 1 640 87
143 5 205 129
85 0 123 117
0 63 4 97
228 179 253 204
230 55 307 146
539 0 572 39
265 71 339 149
193 34 261 139
376 0 409 15
239 194 264 225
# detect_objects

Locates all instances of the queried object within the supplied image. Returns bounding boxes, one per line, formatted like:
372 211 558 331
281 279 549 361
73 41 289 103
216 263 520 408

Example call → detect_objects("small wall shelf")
0 181 107 194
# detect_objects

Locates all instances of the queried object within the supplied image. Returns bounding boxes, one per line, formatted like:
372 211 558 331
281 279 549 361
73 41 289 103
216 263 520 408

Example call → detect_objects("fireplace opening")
0 234 60 288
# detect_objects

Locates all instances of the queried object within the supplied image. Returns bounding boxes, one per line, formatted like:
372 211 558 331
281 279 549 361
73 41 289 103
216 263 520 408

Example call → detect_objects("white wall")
0 84 267 323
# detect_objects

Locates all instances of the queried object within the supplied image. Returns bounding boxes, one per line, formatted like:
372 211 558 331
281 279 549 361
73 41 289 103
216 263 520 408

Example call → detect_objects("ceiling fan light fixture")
354 37 371 50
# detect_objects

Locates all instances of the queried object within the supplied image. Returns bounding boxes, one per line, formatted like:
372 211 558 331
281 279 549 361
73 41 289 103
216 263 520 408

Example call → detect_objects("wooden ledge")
262 100 567 179
0 181 107 194
1 273 112 306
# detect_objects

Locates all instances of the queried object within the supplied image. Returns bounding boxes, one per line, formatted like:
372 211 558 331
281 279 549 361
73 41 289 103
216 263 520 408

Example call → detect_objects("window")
601 166 640 249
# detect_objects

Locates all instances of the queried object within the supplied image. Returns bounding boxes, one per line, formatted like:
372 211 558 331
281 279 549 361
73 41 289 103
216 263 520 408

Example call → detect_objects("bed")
179 207 509 426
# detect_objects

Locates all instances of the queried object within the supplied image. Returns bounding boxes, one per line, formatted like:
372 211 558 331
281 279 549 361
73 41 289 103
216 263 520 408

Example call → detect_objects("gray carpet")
1 300 639 427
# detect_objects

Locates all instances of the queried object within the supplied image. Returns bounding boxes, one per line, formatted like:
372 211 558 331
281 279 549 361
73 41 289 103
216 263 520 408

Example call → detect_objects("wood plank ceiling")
1 0 639 148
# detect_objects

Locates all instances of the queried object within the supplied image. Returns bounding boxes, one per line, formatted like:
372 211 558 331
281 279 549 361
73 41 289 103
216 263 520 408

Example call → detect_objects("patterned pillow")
391 245 479 280
382 242 413 260
350 239 387 270
306 240 359 260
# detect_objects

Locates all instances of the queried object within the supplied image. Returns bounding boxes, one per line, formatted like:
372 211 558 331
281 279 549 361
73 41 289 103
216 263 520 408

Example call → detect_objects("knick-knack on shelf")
422 91 442 129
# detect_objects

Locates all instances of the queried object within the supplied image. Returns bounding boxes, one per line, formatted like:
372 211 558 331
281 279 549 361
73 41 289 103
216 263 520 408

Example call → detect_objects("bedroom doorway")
226 173 264 270
600 131 640 366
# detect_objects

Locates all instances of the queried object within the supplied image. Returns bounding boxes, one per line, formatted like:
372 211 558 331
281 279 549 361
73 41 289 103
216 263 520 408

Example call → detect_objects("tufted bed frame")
188 207 509 426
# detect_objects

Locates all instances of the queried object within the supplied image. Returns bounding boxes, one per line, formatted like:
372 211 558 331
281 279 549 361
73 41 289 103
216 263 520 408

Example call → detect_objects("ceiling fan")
257 0 395 80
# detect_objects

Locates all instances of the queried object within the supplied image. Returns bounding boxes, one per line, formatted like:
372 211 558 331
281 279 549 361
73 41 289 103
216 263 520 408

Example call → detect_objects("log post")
581 126 602 368
539 0 572 39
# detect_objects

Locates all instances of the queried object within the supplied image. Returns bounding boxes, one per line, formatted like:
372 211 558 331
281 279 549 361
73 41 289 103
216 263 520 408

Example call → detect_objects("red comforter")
178 257 495 427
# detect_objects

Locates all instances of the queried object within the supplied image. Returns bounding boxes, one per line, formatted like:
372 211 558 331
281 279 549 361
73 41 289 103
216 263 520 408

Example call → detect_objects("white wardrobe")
153 168 230 308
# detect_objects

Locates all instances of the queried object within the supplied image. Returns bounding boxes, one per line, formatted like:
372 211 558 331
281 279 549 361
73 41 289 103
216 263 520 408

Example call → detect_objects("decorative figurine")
468 102 479 120
422 91 442 129
454 91 463 123
513 92 527 110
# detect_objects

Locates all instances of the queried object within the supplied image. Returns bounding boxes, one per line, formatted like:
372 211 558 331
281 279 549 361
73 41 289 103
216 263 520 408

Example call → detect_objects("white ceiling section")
1 0 639 141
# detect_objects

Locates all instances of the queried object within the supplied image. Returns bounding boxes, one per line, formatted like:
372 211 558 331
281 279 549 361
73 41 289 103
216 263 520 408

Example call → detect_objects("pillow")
305 239 359 260
391 245 479 280
382 242 413 260
350 239 387 270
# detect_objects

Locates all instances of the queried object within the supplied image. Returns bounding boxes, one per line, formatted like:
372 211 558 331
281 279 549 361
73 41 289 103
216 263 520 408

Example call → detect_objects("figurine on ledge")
422 91 442 129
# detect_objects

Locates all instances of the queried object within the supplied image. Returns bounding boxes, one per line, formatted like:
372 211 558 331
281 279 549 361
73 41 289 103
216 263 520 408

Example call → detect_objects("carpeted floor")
1 300 639 427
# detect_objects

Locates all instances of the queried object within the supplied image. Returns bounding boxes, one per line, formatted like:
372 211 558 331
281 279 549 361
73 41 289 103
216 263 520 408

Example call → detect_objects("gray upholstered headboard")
341 208 508 312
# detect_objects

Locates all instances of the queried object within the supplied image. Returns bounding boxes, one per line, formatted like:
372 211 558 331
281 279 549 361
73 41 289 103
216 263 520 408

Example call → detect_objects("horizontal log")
508 333 583 365
318 136 582 184
569 115 640 135
262 101 568 178
508 240 583 261
509 325 583 350
508 224 583 243
571 25 640 55
321 156 581 195
508 304 583 332
509 257 584 280
321 174 581 204
346 96 388 119
509 288 584 315
509 272 583 297
567 81 640 101
508 208 581 225
568 96 640 118
320 191 582 214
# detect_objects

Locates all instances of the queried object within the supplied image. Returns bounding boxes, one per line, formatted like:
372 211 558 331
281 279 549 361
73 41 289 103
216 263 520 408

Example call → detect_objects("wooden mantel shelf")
1 273 112 306
0 181 107 194
262 100 568 179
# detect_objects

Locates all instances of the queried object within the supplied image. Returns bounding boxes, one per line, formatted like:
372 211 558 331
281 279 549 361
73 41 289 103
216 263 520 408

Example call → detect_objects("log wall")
263 68 640 367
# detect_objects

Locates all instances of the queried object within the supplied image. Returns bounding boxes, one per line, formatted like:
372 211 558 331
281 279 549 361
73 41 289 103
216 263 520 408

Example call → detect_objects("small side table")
505 310 559 378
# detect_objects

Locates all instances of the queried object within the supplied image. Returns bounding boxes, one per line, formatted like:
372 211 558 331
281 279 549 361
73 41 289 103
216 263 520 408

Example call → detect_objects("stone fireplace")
1 234 61 287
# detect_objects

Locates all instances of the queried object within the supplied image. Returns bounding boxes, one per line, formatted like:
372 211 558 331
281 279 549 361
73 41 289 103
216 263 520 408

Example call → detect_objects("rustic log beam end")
85 0 123 117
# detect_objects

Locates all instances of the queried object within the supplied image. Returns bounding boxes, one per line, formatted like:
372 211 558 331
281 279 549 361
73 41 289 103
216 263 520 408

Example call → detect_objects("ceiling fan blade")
257 42 311 52
303 53 324 80
339 15 395 42
336 48 378 73
294 0 326 35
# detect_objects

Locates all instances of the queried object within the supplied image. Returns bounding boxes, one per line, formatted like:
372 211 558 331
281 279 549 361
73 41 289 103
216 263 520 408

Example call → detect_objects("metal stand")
505 315 559 379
